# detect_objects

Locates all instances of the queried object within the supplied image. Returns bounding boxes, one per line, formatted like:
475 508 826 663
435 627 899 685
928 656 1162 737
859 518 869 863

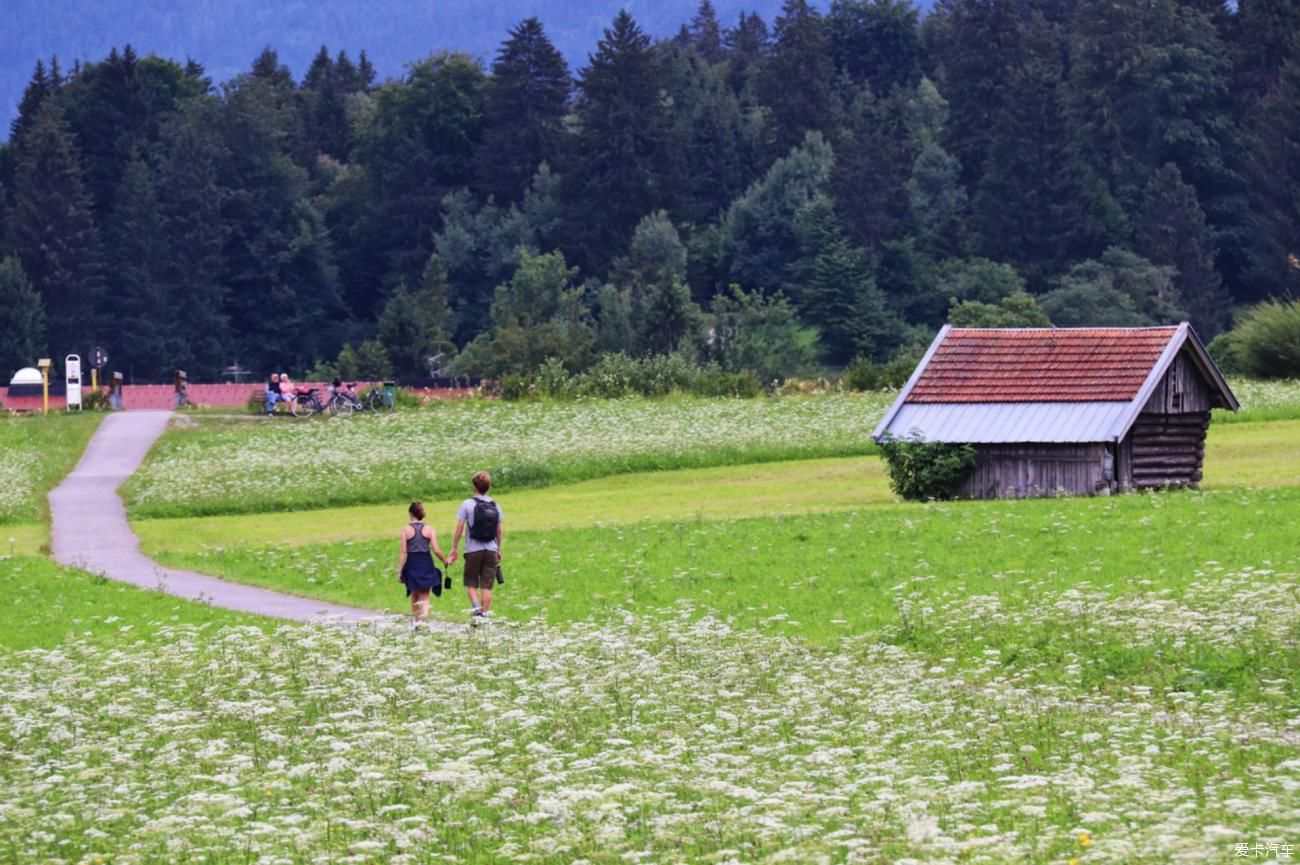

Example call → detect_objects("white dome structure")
9 367 42 387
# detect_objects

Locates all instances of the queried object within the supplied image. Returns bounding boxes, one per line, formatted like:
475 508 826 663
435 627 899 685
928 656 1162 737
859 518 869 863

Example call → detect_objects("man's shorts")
463 550 500 590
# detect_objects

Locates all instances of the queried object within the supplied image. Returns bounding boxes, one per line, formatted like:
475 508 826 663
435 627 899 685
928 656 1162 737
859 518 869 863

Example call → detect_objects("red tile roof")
906 327 1179 404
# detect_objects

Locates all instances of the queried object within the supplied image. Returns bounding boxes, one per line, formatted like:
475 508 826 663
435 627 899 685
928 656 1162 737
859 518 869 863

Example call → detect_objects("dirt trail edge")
49 411 393 625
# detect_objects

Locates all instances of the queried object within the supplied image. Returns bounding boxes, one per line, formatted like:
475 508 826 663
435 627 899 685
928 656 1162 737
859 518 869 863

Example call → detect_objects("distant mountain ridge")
2 0 933 134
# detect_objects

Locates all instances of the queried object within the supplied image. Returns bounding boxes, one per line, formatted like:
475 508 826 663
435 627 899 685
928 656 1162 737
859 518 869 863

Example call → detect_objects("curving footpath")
49 411 387 624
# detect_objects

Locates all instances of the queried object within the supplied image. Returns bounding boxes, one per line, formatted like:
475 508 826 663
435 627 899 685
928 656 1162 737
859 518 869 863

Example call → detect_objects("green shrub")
1229 299 1300 379
80 389 110 411
878 433 976 501
392 388 424 409
499 375 533 401
844 356 883 391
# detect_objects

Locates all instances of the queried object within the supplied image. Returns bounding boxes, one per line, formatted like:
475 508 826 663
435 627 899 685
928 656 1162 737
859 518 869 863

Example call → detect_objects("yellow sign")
37 358 51 415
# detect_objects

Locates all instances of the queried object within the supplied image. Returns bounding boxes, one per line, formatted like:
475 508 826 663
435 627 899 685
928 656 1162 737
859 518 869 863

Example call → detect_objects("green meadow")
2 391 1297 862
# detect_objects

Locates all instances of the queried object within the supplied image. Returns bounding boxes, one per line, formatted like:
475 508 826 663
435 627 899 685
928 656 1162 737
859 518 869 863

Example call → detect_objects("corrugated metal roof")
883 401 1133 443
907 327 1178 403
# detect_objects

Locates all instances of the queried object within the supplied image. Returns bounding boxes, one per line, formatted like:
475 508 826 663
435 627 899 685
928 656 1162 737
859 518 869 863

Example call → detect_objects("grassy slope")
152 484 1300 645
121 395 893 519
0 413 103 549
0 555 262 650
134 417 1299 552
135 455 891 551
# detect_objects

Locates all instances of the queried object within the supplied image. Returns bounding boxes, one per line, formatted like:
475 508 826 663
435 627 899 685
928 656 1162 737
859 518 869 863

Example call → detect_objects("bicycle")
290 387 325 418
360 382 396 412
327 383 364 416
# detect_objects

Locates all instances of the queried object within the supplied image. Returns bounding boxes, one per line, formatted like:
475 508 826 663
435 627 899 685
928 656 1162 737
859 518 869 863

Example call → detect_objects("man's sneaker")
470 609 489 627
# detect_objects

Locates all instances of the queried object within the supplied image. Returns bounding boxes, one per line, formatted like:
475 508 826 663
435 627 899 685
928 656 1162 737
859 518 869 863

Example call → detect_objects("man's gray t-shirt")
457 495 502 553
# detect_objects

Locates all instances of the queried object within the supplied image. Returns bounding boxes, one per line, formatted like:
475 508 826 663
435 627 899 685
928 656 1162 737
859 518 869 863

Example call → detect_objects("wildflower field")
1 580 1296 864
3 387 1299 862
0 412 101 524
122 395 896 518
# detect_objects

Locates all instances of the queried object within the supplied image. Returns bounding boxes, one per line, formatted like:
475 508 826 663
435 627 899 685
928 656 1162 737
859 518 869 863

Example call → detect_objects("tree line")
1 0 1298 384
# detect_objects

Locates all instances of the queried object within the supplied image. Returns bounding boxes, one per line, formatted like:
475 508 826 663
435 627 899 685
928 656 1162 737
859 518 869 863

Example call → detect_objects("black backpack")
469 498 499 542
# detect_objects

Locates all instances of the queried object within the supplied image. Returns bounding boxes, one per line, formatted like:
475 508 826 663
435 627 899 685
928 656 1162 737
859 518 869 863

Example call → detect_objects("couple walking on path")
397 471 504 628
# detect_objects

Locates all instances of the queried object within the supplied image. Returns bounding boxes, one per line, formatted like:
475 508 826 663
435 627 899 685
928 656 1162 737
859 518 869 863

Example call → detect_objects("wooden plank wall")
1142 351 1214 414
961 444 1107 499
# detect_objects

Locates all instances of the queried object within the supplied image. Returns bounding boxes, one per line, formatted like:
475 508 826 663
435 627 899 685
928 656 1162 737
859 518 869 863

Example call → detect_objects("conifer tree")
566 11 673 270
1136 164 1229 337
1242 45 1300 303
153 98 230 376
828 0 921 96
107 158 175 379
793 194 897 362
0 257 47 376
973 13 1115 286
716 131 835 298
925 0 1022 188
10 101 105 358
723 11 770 100
377 257 455 378
477 18 572 203
690 0 727 63
762 0 837 156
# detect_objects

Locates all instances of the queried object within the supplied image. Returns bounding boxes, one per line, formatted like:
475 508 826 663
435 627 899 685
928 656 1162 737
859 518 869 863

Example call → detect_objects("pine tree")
1136 164 1229 337
0 257 47 377
10 59 53 143
60 47 205 217
353 52 489 291
301 46 351 161
925 0 1023 188
793 194 897 362
834 85 914 253
716 131 835 299
973 13 1115 286
377 257 455 379
1242 45 1300 302
723 11 770 100
690 0 727 63
153 98 230 376
566 11 674 270
106 158 175 379
1234 0 1300 102
762 0 838 156
477 19 572 203
218 77 345 371
827 0 921 96
665 46 754 224
10 101 106 358
905 79 968 258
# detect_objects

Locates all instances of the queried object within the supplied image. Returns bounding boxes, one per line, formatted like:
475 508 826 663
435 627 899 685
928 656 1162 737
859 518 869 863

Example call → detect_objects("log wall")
1123 411 1209 489
960 444 1108 499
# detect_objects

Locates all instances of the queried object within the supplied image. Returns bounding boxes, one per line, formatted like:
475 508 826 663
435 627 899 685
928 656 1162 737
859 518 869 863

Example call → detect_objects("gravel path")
48 411 400 625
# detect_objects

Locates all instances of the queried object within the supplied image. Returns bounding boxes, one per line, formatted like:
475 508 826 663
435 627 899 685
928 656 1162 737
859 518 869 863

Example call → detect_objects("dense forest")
1 0 1298 384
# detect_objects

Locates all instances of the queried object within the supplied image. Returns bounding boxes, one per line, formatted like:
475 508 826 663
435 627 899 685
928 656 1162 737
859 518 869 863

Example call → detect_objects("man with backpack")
448 471 503 624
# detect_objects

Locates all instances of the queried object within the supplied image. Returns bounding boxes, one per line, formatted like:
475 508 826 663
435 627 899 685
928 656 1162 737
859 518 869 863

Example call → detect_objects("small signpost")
65 354 82 411
37 358 51 415
91 346 108 394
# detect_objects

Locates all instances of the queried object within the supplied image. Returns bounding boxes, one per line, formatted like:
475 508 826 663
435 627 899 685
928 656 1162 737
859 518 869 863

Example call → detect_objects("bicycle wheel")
330 394 355 416
291 395 317 418
378 389 396 411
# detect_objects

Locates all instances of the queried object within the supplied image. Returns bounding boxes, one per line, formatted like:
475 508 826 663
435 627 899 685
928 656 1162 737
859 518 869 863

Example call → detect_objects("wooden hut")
872 324 1239 499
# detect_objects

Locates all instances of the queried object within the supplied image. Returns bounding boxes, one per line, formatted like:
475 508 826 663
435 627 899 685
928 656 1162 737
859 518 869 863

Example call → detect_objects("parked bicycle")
360 382 396 412
327 382 364 415
290 387 325 418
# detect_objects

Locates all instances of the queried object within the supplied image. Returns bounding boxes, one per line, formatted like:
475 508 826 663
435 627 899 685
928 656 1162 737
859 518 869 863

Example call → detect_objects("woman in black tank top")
397 501 448 628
